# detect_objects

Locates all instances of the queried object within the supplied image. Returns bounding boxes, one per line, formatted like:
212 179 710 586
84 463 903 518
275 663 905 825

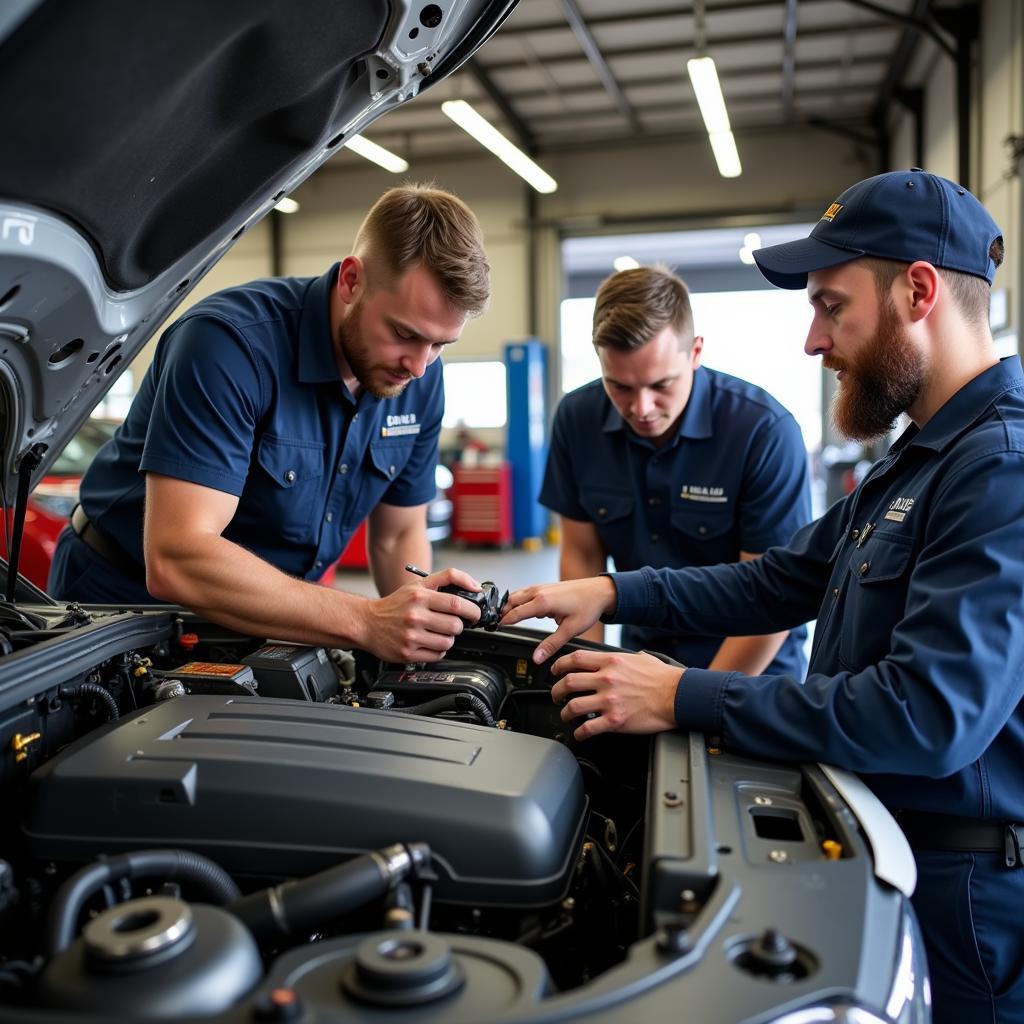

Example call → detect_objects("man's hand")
501 576 618 663
361 567 482 662
550 649 681 740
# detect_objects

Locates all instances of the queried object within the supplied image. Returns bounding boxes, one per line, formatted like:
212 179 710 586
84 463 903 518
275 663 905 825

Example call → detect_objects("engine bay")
0 599 928 1022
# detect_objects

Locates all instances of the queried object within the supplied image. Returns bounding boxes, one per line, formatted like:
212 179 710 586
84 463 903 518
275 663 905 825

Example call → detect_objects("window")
441 361 507 428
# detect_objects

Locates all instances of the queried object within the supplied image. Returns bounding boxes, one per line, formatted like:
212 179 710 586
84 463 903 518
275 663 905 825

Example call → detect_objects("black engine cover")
25 696 587 906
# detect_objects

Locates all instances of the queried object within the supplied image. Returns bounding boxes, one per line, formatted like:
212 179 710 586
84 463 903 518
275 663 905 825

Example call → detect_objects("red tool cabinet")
451 463 513 546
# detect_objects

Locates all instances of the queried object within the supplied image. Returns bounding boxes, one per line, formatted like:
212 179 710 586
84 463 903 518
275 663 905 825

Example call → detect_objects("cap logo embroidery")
884 496 915 523
821 202 844 222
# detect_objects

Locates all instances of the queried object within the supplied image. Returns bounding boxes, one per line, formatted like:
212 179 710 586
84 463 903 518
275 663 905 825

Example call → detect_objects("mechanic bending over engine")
503 170 1024 1023
540 264 811 676
48 184 489 662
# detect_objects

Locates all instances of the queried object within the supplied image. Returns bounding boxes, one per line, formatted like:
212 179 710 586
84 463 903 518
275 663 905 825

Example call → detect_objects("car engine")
0 597 929 1023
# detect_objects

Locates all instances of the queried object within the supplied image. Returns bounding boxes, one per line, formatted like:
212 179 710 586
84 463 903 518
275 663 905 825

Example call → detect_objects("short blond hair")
354 183 490 317
593 265 694 351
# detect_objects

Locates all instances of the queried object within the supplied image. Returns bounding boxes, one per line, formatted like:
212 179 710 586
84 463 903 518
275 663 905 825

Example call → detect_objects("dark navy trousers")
914 850 1024 1022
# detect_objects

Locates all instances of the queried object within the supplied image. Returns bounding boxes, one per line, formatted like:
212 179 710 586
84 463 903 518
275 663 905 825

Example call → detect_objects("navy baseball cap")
753 168 1003 290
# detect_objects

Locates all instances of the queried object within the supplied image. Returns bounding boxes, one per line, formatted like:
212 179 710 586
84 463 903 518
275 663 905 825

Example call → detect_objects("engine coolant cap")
344 932 465 1007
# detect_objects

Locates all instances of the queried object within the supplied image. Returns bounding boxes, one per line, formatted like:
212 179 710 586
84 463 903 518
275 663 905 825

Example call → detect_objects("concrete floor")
331 543 623 643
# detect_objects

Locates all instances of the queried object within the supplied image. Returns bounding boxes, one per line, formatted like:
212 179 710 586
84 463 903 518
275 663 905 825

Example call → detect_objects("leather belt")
70 505 146 585
897 810 1023 868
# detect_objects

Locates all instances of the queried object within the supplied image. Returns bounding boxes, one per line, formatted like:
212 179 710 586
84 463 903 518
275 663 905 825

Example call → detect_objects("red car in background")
0 419 119 590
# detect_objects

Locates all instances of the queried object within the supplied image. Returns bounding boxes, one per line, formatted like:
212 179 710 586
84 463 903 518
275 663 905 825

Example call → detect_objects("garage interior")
96 0 1022 597
3 2 1024 1020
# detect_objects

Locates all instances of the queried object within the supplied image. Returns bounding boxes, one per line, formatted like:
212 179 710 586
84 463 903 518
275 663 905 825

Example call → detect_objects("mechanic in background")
504 170 1024 1022
541 265 811 676
49 184 489 663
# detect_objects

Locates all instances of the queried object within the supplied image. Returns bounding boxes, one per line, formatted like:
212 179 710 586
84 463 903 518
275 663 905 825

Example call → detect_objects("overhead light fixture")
274 197 300 214
345 135 409 173
687 56 743 179
441 99 558 194
738 231 761 265
613 256 640 272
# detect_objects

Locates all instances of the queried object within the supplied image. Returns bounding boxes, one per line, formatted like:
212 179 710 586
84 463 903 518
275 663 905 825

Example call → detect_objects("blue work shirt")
613 356 1024 821
541 367 811 675
66 265 441 593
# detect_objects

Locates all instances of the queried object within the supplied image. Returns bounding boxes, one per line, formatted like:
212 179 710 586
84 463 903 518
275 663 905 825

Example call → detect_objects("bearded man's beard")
338 298 413 400
827 298 923 442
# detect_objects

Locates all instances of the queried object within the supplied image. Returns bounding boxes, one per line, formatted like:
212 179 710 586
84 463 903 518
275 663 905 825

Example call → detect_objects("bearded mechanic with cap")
503 169 1024 1021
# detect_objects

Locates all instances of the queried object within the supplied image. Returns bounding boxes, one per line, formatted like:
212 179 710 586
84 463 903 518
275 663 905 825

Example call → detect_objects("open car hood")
0 0 516 499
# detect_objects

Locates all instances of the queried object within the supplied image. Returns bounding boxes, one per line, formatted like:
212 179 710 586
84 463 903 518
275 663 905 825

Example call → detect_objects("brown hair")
592 265 694 351
354 183 490 317
862 236 1004 326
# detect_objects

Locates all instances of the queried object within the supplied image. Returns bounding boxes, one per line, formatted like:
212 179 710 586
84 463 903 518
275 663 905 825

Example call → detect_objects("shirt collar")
298 263 344 386
601 366 714 444
899 355 1024 453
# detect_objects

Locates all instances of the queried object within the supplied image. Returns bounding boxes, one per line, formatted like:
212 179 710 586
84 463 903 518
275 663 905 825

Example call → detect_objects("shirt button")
352 413 359 421
698 525 707 536
851 528 860 541
338 463 348 475
597 507 608 517
858 561 871 576
284 469 296 484
650 532 660 542
389 464 396 476
314 560 322 569
325 512 333 523
648 496 660 506
832 587 839 596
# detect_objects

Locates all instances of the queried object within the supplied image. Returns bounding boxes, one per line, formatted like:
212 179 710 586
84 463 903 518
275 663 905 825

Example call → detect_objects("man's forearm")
147 532 374 650
707 631 790 675
368 523 431 595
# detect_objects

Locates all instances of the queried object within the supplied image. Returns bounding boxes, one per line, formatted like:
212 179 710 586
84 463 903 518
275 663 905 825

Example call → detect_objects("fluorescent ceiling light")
274 197 300 214
345 135 409 173
613 256 640 272
441 100 557 194
738 231 761 265
708 130 742 178
687 57 731 134
687 56 743 178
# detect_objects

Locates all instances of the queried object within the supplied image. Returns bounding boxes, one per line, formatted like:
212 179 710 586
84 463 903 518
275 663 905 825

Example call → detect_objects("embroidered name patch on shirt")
680 484 728 504
381 413 420 438
884 496 915 522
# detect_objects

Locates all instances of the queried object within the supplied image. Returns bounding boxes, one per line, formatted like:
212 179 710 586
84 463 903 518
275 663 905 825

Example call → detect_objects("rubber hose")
47 849 240 956
58 682 119 721
230 854 393 946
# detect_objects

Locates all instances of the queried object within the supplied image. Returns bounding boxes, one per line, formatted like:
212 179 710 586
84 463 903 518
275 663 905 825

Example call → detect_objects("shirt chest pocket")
368 439 415 483
342 439 417 530
839 532 914 670
669 505 736 565
255 434 327 542
579 489 634 553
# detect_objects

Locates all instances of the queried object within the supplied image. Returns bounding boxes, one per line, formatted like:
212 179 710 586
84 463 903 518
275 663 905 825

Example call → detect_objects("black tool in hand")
405 564 508 631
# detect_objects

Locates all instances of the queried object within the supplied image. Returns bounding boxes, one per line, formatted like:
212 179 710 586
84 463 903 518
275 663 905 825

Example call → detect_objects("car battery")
374 661 507 719
151 662 257 696
240 644 339 702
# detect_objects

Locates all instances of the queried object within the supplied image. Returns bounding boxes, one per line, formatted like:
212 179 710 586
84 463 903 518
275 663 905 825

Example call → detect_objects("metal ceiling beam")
844 0 955 57
480 21 898 71
499 0 835 35
519 86 877 127
781 0 798 121
558 0 643 134
503 56 890 101
464 59 534 149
